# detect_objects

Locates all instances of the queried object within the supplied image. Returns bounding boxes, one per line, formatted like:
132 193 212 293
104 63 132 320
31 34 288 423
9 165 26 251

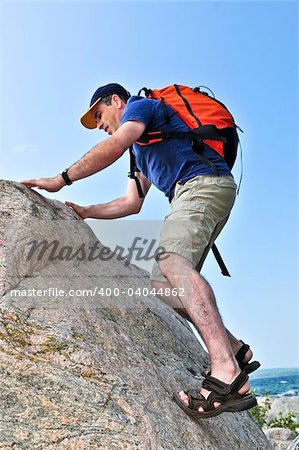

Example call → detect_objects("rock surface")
263 428 296 450
267 396 299 424
0 180 273 449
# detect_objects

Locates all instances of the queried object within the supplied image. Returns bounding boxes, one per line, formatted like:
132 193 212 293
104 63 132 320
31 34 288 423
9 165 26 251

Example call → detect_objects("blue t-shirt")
120 96 232 201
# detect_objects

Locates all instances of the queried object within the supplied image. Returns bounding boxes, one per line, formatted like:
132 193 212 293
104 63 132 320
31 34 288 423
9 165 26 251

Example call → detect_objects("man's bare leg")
151 279 253 363
156 252 250 410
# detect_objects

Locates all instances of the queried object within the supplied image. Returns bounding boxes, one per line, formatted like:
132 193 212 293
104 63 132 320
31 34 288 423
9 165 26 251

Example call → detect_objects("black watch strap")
61 169 73 185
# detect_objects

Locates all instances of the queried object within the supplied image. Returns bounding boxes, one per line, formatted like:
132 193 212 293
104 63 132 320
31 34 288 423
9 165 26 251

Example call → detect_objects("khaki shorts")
151 175 237 282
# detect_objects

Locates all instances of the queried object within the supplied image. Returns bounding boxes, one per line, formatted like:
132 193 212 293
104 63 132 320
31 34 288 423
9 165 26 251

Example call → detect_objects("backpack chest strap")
136 125 227 146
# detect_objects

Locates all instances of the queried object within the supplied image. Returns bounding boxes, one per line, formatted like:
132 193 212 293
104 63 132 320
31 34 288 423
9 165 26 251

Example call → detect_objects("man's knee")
158 252 192 279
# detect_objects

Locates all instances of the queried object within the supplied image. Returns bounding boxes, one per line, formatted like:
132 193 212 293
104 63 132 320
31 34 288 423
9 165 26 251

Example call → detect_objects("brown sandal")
173 370 257 419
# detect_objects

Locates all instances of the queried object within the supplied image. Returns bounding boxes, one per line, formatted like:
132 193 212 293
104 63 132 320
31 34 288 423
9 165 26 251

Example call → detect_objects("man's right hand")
20 175 65 192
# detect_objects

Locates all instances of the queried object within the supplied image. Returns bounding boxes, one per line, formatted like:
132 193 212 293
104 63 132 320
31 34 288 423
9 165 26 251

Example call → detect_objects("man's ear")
112 94 123 109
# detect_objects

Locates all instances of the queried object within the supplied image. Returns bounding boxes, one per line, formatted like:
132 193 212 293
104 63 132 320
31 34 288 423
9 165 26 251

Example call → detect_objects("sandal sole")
173 392 257 419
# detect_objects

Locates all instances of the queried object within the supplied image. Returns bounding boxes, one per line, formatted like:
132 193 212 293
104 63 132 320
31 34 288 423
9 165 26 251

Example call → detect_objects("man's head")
80 83 131 134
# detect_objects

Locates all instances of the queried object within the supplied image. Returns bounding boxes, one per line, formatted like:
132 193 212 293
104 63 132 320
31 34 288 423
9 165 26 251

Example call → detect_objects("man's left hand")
20 175 65 192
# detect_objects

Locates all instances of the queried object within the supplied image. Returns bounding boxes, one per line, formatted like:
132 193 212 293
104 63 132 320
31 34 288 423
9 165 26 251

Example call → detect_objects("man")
21 83 259 418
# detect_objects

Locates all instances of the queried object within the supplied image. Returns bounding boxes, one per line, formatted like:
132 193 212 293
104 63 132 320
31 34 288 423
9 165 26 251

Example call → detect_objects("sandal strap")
187 393 210 411
202 370 248 396
205 390 229 410
235 340 250 364
193 391 224 412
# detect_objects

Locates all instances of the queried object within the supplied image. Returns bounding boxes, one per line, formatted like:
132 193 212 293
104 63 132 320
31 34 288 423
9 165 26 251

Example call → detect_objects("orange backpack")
136 84 239 170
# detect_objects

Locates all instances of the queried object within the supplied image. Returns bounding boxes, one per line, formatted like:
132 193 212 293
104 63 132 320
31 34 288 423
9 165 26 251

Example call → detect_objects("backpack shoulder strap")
128 146 144 198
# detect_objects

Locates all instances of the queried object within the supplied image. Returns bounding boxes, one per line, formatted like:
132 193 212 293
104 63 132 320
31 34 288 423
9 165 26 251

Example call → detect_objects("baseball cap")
80 83 131 129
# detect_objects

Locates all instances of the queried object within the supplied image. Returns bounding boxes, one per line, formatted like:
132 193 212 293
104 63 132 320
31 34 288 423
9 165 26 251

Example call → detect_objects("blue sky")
0 1 298 369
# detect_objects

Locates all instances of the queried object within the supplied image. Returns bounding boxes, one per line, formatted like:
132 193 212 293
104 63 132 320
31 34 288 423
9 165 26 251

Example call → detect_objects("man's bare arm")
65 172 151 219
20 121 146 191
66 121 145 182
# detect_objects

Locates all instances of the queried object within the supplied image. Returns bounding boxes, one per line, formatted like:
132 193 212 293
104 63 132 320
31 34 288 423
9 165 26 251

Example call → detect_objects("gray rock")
267 397 299 423
263 428 296 450
0 180 273 449
264 427 296 441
